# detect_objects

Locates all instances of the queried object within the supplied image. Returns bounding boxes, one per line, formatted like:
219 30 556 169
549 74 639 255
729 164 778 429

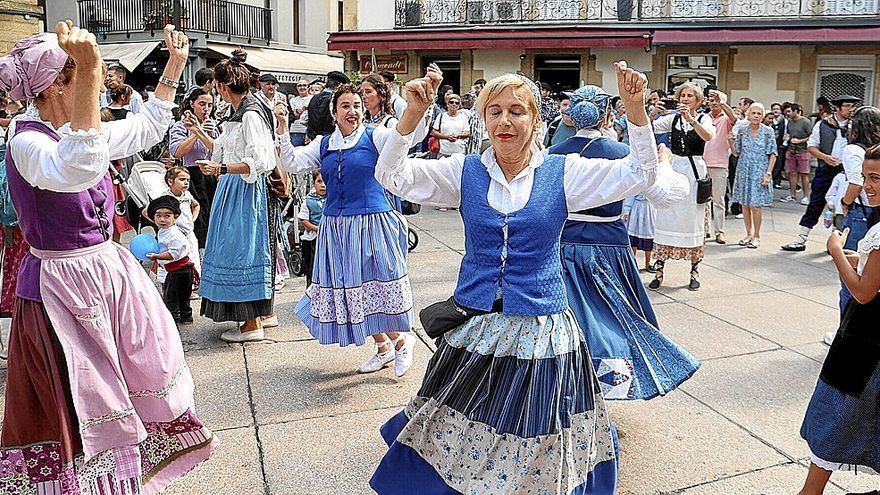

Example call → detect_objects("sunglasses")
449 101 461 105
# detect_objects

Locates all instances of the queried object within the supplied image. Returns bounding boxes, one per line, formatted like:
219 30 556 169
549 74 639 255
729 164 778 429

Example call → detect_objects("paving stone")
653 302 777 361
186 346 252 431
246 339 429 425
612 391 787 494
406 250 463 284
705 246 839 290
261 407 397 495
687 291 839 347
675 462 848 495
785 283 843 310
680 349 822 460
790 341 832 364
641 263 773 303
164 426 264 495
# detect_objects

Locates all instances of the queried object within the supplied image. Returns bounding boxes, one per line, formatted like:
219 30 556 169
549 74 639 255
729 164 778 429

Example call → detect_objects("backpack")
0 143 18 227
306 90 335 140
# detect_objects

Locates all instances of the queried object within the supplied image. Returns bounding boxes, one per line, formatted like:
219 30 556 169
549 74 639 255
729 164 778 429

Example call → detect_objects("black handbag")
688 155 713 204
419 296 502 339
820 293 880 397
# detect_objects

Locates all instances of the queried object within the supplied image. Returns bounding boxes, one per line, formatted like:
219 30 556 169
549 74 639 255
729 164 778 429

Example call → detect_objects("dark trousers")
163 269 194 321
301 238 316 286
773 144 788 185
799 165 842 229
728 154 741 215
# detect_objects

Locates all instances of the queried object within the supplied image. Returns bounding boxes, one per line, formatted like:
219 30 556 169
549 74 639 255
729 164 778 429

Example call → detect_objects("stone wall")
0 0 43 56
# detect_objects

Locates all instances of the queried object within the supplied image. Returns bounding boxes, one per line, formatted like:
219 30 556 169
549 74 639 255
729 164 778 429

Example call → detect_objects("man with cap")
782 94 861 251
256 72 287 111
306 69 350 140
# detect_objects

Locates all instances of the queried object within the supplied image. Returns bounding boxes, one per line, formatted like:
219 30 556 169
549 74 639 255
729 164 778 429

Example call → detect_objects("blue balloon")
129 233 160 262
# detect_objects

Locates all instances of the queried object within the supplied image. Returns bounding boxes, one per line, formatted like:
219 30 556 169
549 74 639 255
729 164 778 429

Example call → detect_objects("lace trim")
128 364 188 398
80 408 136 431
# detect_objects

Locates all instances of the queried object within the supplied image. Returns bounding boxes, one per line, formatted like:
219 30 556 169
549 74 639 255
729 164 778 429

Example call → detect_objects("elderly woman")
274 77 430 377
730 102 777 248
547 85 699 400
369 63 659 493
0 23 216 492
648 81 715 291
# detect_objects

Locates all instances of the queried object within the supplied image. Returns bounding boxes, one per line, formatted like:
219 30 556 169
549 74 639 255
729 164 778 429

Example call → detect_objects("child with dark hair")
297 170 326 286
163 166 201 274
147 195 196 324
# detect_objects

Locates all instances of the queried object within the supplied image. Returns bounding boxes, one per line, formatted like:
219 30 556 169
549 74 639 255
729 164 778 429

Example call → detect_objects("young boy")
297 170 326 286
147 196 196 324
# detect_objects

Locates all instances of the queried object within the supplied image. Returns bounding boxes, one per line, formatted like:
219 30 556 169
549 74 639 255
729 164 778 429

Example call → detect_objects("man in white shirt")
256 73 287 131
99 64 144 113
287 78 311 146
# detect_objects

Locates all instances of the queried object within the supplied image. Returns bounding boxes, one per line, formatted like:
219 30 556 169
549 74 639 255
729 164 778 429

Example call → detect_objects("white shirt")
433 111 471 156
825 173 848 216
163 188 196 235
99 90 144 114
391 93 407 120
857 222 880 276
841 143 870 204
653 112 717 146
8 98 174 193
807 117 849 160
156 224 190 283
297 192 325 241
289 94 311 134
374 122 659 213
213 111 277 184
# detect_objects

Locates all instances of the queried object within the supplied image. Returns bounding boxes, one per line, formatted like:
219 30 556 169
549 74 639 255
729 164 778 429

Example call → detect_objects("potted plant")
143 1 189 30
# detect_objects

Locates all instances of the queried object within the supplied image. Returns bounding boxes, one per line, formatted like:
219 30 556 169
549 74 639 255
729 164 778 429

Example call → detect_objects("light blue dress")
731 124 777 207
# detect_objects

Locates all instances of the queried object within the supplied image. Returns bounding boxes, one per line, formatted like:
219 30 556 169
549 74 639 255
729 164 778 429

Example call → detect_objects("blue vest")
305 193 325 225
548 135 631 245
454 154 569 316
319 126 392 217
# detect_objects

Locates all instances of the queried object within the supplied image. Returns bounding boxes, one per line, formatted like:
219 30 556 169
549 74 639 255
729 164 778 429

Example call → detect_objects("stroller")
110 160 169 232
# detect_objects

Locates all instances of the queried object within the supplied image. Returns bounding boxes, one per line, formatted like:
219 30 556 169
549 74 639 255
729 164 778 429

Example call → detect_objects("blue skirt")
295 211 412 346
801 365 880 472
561 242 700 400
371 311 618 494
199 174 272 306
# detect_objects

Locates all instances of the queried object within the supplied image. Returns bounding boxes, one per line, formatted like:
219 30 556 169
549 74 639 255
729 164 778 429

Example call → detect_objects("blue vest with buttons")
319 126 392 217
547 135 631 246
454 154 569 316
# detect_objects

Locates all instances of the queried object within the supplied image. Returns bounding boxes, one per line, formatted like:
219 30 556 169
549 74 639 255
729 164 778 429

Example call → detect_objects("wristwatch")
219 163 228 175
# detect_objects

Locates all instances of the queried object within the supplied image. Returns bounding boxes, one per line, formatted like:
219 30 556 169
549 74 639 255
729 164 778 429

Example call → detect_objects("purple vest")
6 120 114 301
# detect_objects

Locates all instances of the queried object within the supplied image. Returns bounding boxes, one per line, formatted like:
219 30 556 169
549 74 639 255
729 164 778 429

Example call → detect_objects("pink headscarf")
0 33 69 101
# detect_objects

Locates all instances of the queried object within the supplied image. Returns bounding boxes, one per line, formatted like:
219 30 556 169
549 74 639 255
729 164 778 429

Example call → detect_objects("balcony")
394 0 880 26
77 0 273 44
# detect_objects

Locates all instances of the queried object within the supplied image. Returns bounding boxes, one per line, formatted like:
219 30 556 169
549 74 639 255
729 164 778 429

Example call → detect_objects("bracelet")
219 163 228 175
159 75 180 88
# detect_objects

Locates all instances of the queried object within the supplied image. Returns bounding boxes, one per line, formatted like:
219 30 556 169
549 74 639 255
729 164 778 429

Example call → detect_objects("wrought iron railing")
77 0 272 43
395 0 880 26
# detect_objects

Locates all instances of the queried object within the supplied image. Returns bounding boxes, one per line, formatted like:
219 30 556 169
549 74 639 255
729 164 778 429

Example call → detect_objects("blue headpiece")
562 85 612 130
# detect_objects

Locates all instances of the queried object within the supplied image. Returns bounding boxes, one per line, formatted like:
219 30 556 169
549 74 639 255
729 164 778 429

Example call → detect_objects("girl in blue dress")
547 85 699 400
730 102 777 249
371 63 659 494
275 82 429 377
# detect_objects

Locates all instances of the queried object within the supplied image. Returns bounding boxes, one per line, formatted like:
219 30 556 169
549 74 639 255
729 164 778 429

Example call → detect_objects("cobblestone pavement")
1 192 878 494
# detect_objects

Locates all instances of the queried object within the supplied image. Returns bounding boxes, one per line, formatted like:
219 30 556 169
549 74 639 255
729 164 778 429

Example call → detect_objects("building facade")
330 0 880 109
43 0 343 93
0 0 43 56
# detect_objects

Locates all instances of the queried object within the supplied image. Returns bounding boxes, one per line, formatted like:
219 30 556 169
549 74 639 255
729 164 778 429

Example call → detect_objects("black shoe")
780 242 806 252
648 278 662 290
688 277 701 291
646 263 658 273
180 316 194 324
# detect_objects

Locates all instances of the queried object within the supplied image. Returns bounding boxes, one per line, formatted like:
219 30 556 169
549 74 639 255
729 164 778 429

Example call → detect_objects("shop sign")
359 54 408 74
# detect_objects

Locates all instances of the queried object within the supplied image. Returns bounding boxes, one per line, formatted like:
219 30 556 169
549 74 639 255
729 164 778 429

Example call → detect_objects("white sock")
797 226 811 244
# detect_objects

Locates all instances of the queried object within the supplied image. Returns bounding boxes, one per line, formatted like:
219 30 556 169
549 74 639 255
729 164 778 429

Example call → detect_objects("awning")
97 41 161 72
207 43 343 82
328 27 652 51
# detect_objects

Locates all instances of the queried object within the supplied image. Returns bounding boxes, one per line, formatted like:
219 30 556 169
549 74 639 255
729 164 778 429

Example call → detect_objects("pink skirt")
0 226 28 317
1 241 217 493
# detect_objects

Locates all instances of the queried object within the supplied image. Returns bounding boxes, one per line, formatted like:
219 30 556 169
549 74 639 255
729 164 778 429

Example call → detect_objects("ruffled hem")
295 292 412 346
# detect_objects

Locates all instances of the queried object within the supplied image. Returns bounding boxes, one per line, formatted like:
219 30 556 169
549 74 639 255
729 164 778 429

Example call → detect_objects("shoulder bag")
675 113 713 204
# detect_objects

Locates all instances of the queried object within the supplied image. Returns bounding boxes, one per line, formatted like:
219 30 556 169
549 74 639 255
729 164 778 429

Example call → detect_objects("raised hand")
56 20 100 69
827 227 849 253
405 70 443 116
615 61 649 126
163 24 189 62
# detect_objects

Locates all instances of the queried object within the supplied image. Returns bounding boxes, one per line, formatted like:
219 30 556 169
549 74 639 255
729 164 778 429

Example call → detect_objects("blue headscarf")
563 85 612 130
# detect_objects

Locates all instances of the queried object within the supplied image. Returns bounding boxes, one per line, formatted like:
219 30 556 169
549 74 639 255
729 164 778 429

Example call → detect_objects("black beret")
148 195 181 219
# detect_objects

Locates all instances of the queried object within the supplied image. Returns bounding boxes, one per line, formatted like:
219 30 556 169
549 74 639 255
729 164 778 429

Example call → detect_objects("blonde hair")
475 74 542 134
674 82 705 107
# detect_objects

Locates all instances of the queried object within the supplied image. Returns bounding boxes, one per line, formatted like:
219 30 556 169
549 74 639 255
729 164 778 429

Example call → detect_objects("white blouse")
375 122 659 213
212 111 278 184
858 222 880 276
8 98 175 193
653 112 716 143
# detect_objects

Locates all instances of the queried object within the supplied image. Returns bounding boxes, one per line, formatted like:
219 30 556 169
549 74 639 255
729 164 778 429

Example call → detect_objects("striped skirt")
295 211 412 346
371 311 618 494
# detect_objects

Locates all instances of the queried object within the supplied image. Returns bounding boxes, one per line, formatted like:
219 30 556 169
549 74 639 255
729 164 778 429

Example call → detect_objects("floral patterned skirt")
295 211 413 347
371 311 618 494
653 243 705 263
1 298 217 494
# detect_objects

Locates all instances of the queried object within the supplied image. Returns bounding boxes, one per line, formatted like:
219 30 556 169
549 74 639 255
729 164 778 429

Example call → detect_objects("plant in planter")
143 0 189 30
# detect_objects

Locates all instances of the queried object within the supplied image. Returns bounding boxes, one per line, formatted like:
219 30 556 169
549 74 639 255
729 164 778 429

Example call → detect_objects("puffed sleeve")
168 121 188 158
563 122 658 211
642 160 690 209
102 97 175 161
276 131 322 174
375 127 463 207
8 124 110 193
652 113 675 134
239 111 277 183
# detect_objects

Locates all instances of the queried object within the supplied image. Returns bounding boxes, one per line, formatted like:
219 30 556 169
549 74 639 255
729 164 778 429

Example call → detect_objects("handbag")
267 167 290 198
688 155 713 204
419 296 502 339
427 113 443 155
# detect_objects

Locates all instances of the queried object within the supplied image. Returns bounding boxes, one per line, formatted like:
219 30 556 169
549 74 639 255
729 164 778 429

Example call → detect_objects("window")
292 0 300 43
816 55 875 105
666 55 718 94
338 0 344 32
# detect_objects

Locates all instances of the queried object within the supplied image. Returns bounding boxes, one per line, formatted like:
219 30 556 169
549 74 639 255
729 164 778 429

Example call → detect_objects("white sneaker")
261 314 279 328
800 197 810 205
780 195 794 203
394 335 416 377
359 347 395 374
736 213 744 219
823 331 836 346
220 326 266 343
